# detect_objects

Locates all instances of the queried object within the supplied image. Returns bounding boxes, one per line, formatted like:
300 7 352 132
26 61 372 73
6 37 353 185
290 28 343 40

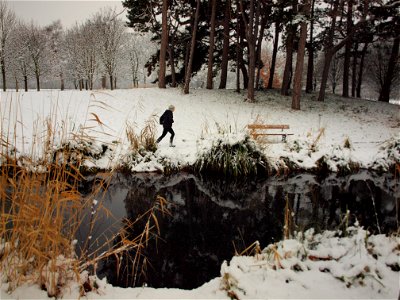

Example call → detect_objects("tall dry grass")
126 115 158 154
0 92 166 297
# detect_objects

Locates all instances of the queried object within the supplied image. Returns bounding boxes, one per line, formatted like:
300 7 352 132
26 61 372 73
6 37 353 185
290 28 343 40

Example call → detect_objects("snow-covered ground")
0 88 399 173
2 225 399 299
1 88 399 299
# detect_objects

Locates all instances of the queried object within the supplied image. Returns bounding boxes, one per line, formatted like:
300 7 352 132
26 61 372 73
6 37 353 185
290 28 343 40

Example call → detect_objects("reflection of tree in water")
97 172 398 289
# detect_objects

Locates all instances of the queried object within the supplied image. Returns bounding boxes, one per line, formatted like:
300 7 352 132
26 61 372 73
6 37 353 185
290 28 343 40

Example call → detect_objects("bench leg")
282 134 287 142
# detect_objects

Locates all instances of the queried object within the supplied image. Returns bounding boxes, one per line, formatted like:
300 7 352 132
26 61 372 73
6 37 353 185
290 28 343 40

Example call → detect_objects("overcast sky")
8 1 127 29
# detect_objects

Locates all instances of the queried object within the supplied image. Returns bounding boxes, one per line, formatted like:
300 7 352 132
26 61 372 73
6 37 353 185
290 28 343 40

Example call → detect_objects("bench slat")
252 133 294 136
248 124 289 130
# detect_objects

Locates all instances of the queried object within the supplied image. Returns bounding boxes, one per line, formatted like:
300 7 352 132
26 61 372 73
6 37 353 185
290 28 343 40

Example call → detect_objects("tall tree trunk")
246 0 256 101
292 0 310 110
267 21 280 89
110 74 114 90
184 41 190 79
168 34 177 87
305 0 315 93
35 71 40 91
318 50 334 101
255 17 266 90
219 0 231 89
356 42 368 98
351 42 358 97
236 11 241 93
281 0 298 96
207 0 217 89
1 57 5 91
24 75 28 91
184 0 200 94
240 59 248 89
14 76 18 92
317 0 340 102
342 0 353 98
158 0 168 88
102 76 106 89
236 43 240 93
241 0 259 102
378 36 399 102
60 72 65 91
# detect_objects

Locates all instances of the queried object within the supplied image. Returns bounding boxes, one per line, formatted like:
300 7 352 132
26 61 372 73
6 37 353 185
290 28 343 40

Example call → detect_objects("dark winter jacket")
161 109 174 127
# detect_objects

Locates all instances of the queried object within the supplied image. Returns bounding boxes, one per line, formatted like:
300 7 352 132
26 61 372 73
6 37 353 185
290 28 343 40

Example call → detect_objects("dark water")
77 171 399 290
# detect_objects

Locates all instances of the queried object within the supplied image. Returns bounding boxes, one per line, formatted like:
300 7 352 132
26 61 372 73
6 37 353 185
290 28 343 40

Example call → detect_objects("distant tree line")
0 1 154 91
0 0 398 108
122 0 399 107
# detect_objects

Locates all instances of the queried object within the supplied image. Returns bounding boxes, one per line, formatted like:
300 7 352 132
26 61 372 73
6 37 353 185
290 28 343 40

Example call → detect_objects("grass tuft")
194 136 269 178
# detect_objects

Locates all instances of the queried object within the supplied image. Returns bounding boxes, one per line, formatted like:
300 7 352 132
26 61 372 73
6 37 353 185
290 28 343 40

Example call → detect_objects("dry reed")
0 93 166 297
126 115 158 154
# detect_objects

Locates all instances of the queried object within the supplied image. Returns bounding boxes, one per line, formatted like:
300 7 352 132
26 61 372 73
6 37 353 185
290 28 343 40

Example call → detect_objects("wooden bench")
248 124 293 142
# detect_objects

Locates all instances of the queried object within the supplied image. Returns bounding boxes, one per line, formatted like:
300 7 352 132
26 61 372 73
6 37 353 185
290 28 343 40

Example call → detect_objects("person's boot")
169 141 175 147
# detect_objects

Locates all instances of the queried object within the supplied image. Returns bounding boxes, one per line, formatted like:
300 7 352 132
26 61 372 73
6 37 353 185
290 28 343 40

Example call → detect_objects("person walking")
157 105 175 147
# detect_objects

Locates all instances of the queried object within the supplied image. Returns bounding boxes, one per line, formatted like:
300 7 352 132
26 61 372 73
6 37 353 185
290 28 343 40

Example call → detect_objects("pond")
76 171 399 290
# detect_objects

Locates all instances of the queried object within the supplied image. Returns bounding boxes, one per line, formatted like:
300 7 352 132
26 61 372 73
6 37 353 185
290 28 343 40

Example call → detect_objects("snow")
1 88 399 299
0 88 398 174
1 225 399 299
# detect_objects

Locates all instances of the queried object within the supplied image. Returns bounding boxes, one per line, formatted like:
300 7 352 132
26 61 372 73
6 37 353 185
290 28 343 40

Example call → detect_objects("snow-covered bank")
0 88 399 298
0 88 399 174
1 225 399 299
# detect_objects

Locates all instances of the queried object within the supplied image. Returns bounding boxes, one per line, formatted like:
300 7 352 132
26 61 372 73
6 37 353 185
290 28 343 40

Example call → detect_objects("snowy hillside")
0 88 398 174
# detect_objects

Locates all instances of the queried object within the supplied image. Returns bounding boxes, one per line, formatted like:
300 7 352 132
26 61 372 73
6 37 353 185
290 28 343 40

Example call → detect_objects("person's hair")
168 105 175 110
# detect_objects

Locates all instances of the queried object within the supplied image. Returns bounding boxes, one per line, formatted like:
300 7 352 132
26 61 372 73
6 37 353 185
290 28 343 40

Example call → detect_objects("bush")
194 136 269 178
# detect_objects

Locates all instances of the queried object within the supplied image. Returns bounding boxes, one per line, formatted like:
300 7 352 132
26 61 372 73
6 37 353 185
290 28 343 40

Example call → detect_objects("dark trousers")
157 126 175 143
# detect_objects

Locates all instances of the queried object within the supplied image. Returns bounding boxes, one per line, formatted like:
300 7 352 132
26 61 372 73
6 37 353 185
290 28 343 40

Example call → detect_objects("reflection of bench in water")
248 124 293 142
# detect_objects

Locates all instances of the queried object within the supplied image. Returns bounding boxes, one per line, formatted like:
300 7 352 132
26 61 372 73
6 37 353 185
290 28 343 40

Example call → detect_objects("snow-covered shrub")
316 144 360 175
370 135 400 172
220 224 400 299
52 139 107 169
194 135 269 178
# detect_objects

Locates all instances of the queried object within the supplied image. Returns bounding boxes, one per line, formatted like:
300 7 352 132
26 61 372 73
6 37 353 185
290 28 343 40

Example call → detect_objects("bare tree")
65 21 101 90
9 21 30 91
125 34 140 88
64 26 84 90
122 32 155 88
0 0 16 91
45 20 66 90
21 22 49 91
81 21 101 90
96 9 125 90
